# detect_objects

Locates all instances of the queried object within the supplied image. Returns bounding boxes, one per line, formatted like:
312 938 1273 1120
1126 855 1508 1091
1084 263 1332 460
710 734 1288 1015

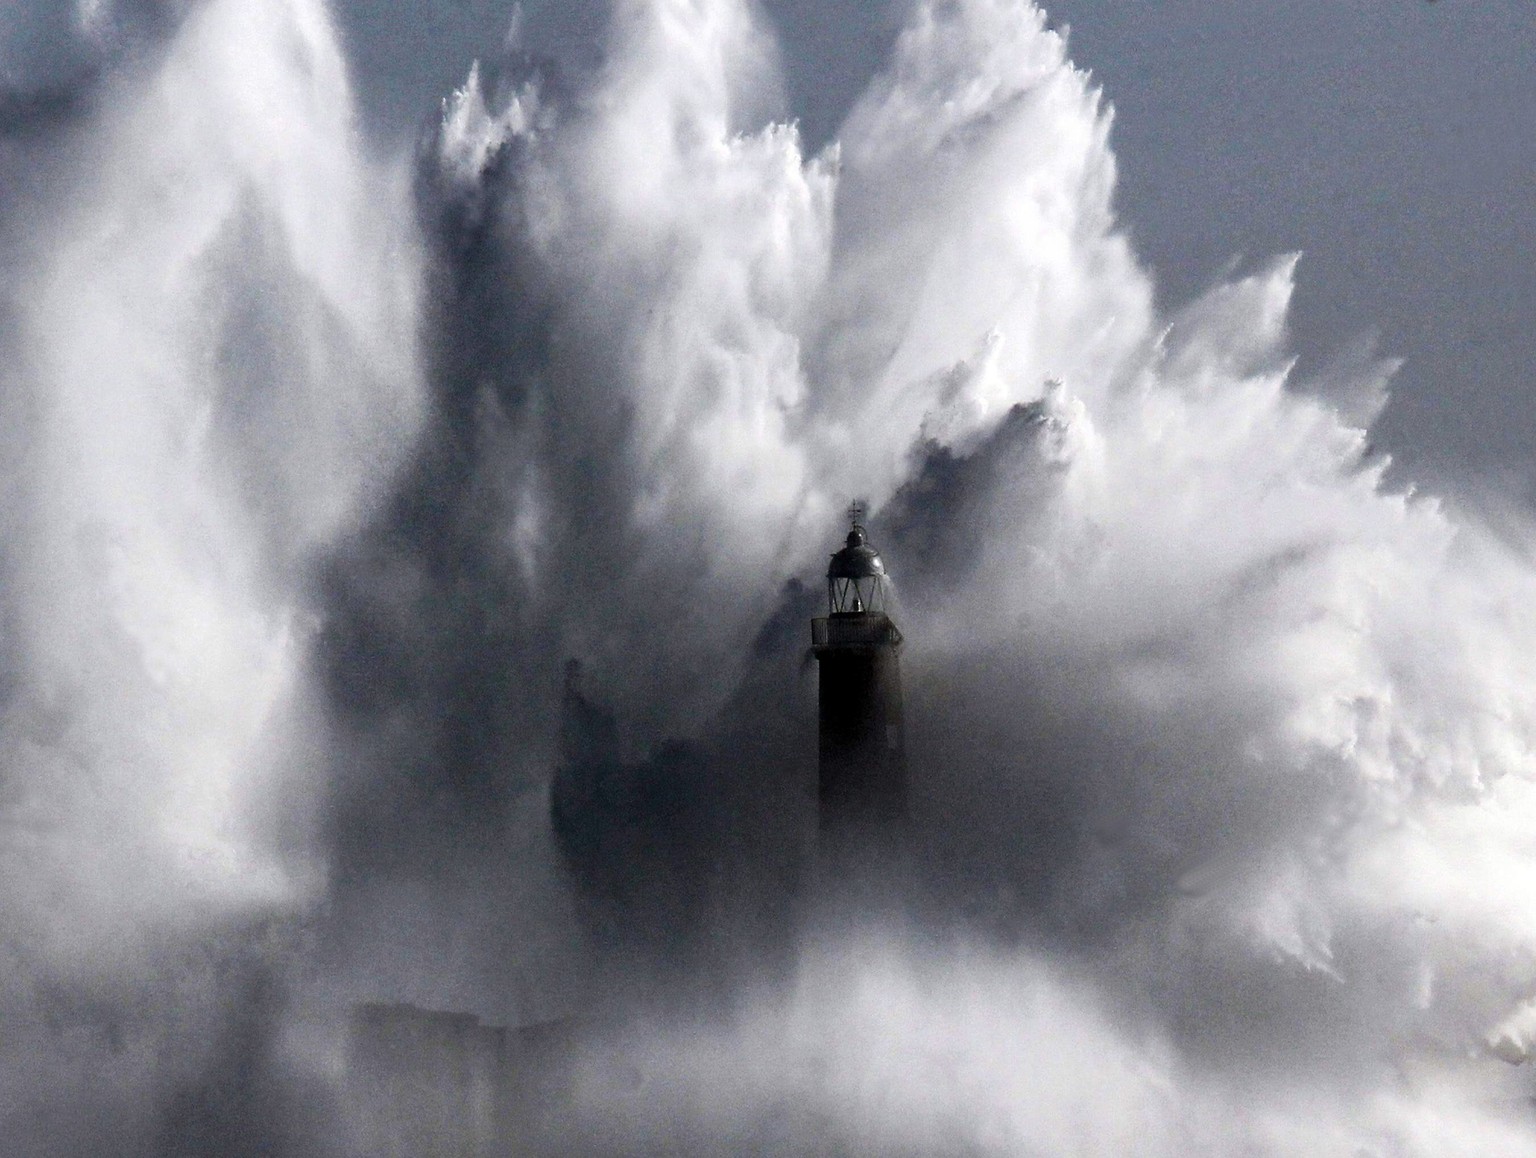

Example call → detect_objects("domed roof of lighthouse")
824 503 891 617
827 523 886 580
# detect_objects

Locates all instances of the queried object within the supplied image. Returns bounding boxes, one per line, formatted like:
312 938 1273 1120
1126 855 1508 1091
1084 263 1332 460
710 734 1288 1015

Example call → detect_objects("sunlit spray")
399 0 1536 1151
6 0 1536 1153
0 0 422 1149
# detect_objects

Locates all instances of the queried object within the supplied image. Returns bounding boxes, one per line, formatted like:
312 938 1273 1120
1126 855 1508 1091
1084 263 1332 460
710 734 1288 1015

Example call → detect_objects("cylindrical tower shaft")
816 629 906 830
812 514 907 850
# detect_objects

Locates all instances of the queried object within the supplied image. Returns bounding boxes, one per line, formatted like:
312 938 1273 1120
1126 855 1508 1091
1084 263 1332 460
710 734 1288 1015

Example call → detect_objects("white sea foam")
0 0 421 1144
5 0 1536 1152
429 0 1536 1150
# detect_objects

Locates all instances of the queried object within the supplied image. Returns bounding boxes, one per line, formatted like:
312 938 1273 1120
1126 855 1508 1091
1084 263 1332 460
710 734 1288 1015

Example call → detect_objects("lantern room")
826 509 887 616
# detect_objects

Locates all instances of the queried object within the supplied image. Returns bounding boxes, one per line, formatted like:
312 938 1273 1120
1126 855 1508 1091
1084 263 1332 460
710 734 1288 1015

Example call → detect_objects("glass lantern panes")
829 574 885 615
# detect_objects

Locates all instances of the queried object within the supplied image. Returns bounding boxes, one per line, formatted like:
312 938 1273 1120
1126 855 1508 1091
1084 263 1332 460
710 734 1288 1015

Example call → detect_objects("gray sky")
1037 0 1536 505
332 0 1536 503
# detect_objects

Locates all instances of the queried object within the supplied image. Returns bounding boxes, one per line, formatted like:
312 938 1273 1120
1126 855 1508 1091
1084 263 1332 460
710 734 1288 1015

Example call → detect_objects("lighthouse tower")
811 507 907 850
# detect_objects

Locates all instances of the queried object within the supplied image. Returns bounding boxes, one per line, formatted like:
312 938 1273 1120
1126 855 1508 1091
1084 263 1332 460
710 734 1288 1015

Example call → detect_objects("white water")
0 0 421 1146
6 0 1536 1153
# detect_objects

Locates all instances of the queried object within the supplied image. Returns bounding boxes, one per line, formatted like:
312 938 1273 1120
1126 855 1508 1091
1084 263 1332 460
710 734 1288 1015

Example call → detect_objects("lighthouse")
811 506 907 852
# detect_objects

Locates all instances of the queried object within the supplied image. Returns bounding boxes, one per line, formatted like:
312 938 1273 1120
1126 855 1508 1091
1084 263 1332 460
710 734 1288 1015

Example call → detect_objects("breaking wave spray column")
436 0 834 743
432 0 1536 1153
0 0 422 1145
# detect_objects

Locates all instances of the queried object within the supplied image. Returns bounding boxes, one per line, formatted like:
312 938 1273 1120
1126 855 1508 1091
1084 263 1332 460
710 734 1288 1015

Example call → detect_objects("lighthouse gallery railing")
811 614 903 650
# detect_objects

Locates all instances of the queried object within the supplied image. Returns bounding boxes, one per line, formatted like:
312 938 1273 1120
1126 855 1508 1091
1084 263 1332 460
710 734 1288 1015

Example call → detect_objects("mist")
4 0 1536 1154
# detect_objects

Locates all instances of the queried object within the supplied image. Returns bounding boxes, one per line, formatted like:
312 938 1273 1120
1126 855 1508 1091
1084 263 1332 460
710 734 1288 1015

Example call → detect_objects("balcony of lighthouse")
811 613 903 652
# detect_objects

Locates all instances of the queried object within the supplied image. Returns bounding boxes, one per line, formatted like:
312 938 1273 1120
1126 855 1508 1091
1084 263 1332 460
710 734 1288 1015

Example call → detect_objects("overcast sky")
331 0 1536 506
1040 0 1536 505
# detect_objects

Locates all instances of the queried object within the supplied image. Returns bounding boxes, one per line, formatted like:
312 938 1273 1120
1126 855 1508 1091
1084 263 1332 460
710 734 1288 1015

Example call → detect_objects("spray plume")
3 0 1536 1153
0 0 421 1151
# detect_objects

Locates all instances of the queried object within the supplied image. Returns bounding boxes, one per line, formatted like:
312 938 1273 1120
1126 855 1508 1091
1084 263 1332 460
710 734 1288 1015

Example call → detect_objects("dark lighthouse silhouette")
346 508 916 1150
811 505 908 855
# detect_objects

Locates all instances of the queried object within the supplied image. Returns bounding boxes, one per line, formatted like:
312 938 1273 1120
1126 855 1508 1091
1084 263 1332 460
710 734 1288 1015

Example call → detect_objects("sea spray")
4 0 1536 1153
0 0 422 1150
356 0 1536 1150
